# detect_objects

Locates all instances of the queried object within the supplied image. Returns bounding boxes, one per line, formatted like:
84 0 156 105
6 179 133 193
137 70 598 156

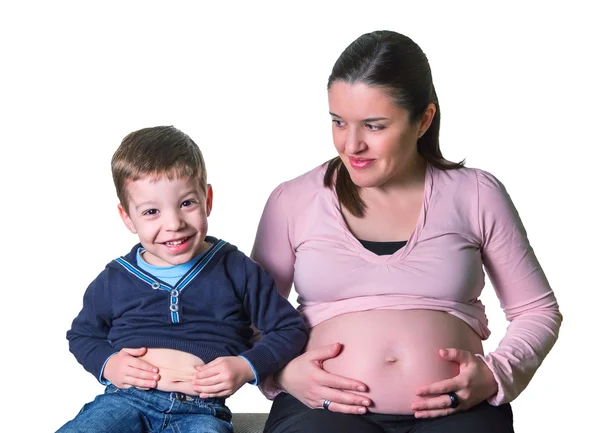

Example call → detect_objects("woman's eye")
365 123 383 131
332 119 344 127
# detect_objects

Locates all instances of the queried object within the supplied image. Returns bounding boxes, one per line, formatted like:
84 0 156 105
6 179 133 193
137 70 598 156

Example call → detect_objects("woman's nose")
344 127 366 154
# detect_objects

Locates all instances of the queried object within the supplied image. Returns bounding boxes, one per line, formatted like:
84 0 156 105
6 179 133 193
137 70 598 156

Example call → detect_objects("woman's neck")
363 156 426 201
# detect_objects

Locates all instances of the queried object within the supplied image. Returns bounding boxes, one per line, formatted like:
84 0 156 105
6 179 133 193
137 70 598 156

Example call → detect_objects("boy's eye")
143 209 158 216
181 200 196 208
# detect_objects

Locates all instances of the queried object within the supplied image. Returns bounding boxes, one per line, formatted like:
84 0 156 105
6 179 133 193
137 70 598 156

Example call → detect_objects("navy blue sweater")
67 237 308 384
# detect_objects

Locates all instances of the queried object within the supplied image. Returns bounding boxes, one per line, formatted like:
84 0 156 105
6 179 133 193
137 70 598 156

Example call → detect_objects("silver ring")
447 391 460 409
322 399 332 411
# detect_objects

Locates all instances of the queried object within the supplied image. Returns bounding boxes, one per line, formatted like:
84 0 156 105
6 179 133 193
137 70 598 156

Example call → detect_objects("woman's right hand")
276 342 372 414
103 347 160 390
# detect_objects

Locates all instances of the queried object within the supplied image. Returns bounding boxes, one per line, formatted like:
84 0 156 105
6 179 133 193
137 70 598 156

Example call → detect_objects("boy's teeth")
166 238 186 246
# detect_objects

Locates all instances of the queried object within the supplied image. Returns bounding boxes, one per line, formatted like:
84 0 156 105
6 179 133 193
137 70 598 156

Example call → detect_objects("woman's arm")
475 169 562 405
251 183 295 299
410 169 562 418
251 182 371 413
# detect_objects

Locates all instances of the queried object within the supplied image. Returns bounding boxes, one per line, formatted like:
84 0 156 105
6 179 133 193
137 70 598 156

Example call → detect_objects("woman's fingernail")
358 385 366 392
358 407 366 414
362 400 370 406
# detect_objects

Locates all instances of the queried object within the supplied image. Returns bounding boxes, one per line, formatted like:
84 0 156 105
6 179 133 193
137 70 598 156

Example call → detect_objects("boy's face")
118 175 212 267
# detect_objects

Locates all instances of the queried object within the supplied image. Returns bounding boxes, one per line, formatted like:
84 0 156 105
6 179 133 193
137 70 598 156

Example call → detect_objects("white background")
1 1 598 431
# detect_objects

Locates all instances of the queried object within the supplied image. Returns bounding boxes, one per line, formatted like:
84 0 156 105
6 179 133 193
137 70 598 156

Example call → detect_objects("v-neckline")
330 164 434 264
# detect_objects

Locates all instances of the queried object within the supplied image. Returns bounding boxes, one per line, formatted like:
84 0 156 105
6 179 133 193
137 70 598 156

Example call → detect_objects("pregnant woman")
250 30 562 433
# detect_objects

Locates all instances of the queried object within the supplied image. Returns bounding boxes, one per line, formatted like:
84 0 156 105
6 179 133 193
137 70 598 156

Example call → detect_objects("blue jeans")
56 385 233 433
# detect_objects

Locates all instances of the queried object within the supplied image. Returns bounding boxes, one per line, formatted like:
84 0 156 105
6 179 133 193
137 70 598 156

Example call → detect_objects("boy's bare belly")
139 348 205 395
307 309 483 414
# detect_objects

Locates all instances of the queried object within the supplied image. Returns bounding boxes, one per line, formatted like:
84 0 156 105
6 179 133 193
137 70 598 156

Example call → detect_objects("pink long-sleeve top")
252 162 562 405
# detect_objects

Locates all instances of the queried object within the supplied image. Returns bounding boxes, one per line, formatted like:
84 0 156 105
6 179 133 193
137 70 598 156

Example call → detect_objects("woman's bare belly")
307 309 483 414
138 348 205 395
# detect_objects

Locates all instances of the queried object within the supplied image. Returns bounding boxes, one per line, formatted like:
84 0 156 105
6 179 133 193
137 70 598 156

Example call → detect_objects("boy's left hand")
192 356 255 398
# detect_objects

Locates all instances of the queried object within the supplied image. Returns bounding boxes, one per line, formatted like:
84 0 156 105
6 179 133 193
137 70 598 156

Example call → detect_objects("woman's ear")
417 103 437 138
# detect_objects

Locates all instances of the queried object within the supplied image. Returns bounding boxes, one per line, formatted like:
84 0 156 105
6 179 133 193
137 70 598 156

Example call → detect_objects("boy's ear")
205 184 213 217
118 204 137 234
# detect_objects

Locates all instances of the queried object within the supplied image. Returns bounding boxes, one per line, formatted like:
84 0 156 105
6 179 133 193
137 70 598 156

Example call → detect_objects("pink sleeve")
251 183 295 299
251 183 297 400
474 170 562 405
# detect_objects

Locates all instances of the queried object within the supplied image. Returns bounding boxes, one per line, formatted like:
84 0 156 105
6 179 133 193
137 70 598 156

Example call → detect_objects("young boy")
57 126 308 433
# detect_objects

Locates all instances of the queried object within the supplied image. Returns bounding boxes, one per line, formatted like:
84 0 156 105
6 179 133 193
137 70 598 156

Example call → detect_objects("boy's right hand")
103 347 160 390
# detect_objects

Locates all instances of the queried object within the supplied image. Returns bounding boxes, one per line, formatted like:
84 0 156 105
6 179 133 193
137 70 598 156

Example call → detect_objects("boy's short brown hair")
111 126 207 212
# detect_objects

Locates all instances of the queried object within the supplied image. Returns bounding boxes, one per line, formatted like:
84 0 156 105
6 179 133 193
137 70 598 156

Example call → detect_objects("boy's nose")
164 212 186 230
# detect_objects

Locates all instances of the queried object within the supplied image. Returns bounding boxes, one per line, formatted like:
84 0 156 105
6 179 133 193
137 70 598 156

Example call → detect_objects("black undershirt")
358 239 408 256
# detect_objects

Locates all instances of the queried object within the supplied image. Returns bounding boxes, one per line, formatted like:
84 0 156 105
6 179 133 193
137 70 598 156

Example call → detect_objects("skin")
274 81 497 418
329 81 429 193
118 175 213 267
103 174 255 397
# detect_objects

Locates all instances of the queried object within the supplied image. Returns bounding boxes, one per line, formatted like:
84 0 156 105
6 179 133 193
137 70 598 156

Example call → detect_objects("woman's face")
328 81 426 189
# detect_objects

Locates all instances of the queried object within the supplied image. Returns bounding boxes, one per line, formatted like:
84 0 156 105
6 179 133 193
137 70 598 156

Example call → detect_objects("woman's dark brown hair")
324 30 464 217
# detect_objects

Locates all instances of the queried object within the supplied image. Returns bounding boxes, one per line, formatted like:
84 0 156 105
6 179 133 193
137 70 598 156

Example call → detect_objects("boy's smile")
118 175 213 267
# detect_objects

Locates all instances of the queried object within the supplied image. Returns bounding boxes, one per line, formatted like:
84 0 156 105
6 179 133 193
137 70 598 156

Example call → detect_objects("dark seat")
232 413 268 433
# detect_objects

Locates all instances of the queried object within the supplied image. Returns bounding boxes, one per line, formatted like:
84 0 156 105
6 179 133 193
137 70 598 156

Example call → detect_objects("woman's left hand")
410 348 498 418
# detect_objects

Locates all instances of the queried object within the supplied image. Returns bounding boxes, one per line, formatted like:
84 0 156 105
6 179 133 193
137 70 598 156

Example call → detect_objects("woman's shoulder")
431 164 505 194
278 162 328 190
430 165 516 229
256 163 331 253
267 162 329 202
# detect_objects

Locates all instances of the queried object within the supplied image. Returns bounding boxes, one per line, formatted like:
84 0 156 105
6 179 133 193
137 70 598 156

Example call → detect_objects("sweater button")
151 282 160 290
170 304 179 312
170 289 179 297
